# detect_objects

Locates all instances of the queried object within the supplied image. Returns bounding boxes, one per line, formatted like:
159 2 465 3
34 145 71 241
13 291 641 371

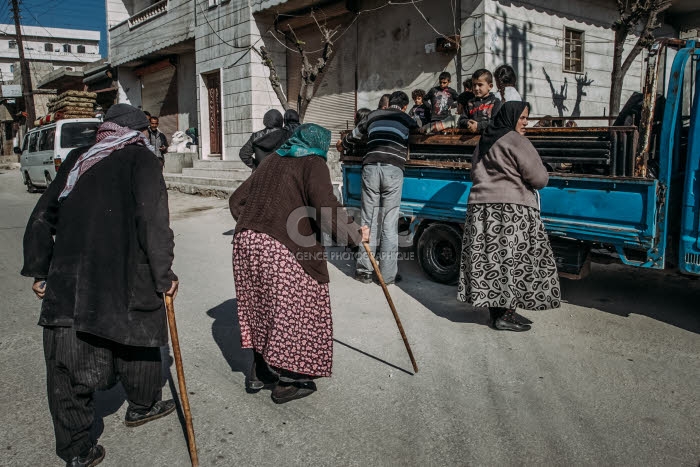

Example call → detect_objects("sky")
0 0 108 56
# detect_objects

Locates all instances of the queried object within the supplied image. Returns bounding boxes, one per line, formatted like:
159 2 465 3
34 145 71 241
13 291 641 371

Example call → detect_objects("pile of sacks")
35 91 98 125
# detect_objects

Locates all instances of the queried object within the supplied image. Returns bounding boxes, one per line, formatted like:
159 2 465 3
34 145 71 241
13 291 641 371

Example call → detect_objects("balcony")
108 0 194 66
128 0 168 29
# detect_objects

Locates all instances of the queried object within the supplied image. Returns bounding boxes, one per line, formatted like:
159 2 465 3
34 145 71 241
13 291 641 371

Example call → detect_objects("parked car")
17 118 100 192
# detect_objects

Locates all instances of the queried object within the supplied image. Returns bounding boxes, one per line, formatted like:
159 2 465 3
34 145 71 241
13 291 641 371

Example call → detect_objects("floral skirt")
233 229 333 377
457 203 561 310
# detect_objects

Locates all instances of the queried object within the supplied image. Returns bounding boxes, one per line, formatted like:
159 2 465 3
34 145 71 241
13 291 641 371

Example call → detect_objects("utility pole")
11 0 35 126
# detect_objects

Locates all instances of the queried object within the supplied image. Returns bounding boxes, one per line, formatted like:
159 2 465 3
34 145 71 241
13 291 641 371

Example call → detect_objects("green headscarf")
276 123 330 159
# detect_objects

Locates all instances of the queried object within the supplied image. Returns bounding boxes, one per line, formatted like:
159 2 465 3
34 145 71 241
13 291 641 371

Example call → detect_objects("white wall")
485 0 649 119
117 66 141 107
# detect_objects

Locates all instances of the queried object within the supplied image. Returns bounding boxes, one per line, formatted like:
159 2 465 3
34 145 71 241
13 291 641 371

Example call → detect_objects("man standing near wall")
147 116 169 163
342 91 418 284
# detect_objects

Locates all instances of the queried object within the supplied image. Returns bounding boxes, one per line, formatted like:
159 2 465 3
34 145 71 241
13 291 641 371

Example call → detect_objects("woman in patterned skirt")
458 101 560 331
229 123 369 403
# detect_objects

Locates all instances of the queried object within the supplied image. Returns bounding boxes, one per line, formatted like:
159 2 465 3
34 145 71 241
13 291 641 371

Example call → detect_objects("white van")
17 118 100 191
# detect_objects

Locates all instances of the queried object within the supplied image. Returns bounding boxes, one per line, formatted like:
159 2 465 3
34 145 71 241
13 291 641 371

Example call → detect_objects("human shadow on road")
206 299 250 375
327 245 485 325
560 263 700 333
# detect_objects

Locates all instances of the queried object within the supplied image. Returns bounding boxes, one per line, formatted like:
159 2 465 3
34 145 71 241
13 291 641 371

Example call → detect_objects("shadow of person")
206 299 250 374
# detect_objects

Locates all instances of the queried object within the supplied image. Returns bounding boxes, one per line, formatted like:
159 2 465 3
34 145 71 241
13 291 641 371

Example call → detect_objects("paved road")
0 169 698 466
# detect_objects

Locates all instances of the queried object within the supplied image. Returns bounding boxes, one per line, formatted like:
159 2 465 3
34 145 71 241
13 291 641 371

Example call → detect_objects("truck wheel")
24 172 37 193
416 223 463 285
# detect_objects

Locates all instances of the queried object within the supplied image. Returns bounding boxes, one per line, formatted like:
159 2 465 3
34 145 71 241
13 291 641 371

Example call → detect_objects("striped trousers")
43 327 163 461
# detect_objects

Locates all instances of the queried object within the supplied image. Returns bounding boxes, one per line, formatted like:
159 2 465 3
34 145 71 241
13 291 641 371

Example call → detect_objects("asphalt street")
0 169 698 466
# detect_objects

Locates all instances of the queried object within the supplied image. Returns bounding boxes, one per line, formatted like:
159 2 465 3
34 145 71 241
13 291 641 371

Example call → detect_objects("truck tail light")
54 157 62 171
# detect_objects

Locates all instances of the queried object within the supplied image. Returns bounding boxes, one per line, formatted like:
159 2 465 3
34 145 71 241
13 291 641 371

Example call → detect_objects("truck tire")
416 223 463 285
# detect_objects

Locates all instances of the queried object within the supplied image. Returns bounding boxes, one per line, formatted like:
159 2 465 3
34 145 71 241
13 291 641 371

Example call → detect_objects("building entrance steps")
164 159 251 198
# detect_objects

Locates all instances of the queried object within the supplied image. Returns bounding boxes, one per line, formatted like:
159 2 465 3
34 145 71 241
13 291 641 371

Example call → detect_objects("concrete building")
107 0 197 141
0 24 100 84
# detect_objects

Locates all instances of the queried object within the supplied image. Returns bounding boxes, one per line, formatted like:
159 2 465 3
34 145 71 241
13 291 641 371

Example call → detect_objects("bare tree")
254 12 340 122
609 0 671 115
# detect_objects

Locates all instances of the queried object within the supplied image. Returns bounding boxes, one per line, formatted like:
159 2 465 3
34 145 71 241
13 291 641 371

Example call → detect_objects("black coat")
238 127 288 170
21 144 177 347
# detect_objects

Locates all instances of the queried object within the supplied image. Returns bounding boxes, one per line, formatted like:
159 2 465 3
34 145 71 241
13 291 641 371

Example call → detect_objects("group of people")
20 64 560 466
238 108 300 170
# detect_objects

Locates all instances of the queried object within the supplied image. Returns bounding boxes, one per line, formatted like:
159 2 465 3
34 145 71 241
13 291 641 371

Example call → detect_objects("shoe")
493 310 531 332
247 352 279 392
124 399 177 427
271 381 317 404
66 444 105 467
354 272 373 284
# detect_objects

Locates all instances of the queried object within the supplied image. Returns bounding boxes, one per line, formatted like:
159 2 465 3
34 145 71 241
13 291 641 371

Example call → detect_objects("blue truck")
341 39 699 284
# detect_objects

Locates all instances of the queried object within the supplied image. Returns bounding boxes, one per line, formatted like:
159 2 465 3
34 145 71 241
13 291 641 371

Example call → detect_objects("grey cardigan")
468 131 549 209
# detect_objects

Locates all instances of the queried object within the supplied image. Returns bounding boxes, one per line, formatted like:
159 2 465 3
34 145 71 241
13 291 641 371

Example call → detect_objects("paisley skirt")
457 203 561 310
233 229 333 377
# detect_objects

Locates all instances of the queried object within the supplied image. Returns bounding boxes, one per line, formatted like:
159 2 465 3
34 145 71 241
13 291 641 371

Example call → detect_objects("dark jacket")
426 86 459 121
147 129 168 159
460 93 502 132
229 153 362 283
21 145 177 347
239 110 287 170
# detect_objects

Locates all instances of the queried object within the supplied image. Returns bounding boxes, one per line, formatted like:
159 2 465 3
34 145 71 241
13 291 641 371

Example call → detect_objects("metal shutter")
141 65 178 142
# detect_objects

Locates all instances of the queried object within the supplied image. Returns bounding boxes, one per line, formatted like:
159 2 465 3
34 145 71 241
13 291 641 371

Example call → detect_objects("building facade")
0 24 100 84
108 0 696 168
107 0 197 141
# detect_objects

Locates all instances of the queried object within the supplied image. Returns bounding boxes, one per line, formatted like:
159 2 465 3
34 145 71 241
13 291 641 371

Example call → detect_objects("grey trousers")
43 327 163 461
356 163 404 282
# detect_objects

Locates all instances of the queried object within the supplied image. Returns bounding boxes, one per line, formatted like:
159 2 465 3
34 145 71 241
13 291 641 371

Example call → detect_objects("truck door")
678 41 700 275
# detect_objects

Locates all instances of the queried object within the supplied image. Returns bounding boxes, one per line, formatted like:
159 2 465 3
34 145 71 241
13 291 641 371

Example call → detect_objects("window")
563 28 584 73
39 128 55 151
61 122 99 148
77 45 85 54
62 44 71 53
44 43 52 52
28 132 38 153
9 64 14 73
8 40 16 49
208 0 218 7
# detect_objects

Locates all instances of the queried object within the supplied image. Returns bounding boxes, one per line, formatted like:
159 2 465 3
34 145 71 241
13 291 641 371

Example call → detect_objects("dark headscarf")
263 109 284 129
478 101 530 156
283 109 300 131
276 123 330 159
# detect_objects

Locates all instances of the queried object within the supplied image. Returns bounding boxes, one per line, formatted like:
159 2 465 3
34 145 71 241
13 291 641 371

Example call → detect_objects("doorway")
205 71 222 156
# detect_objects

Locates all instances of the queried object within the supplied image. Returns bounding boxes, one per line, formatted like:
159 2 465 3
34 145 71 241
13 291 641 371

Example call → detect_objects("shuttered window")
564 28 584 73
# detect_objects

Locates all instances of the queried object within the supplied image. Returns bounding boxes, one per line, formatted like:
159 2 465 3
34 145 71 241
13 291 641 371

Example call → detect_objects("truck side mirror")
13 146 22 155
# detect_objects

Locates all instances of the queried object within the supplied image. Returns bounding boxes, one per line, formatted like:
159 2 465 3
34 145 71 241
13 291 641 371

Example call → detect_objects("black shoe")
66 444 105 467
271 381 317 404
247 352 279 392
493 310 531 332
354 272 373 284
124 399 177 427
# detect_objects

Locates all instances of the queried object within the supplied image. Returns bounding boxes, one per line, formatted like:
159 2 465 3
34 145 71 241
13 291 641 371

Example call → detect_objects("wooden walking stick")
165 295 199 467
362 242 419 373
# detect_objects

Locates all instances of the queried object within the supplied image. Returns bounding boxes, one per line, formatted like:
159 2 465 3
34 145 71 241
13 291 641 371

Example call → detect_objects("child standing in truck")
460 69 502 133
426 72 459 122
409 89 431 126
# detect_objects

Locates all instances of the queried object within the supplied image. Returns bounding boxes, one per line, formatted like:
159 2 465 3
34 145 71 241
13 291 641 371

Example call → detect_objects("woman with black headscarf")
457 101 560 331
238 109 287 170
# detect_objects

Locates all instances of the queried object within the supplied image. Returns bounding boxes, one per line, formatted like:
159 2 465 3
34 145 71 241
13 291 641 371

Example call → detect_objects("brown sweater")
468 131 549 209
229 153 363 283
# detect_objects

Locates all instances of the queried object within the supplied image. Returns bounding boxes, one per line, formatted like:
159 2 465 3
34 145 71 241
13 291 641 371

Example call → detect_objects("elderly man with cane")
22 104 179 467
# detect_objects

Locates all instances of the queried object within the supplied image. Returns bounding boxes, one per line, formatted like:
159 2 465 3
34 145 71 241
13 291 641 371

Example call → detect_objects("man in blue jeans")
342 91 418 284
